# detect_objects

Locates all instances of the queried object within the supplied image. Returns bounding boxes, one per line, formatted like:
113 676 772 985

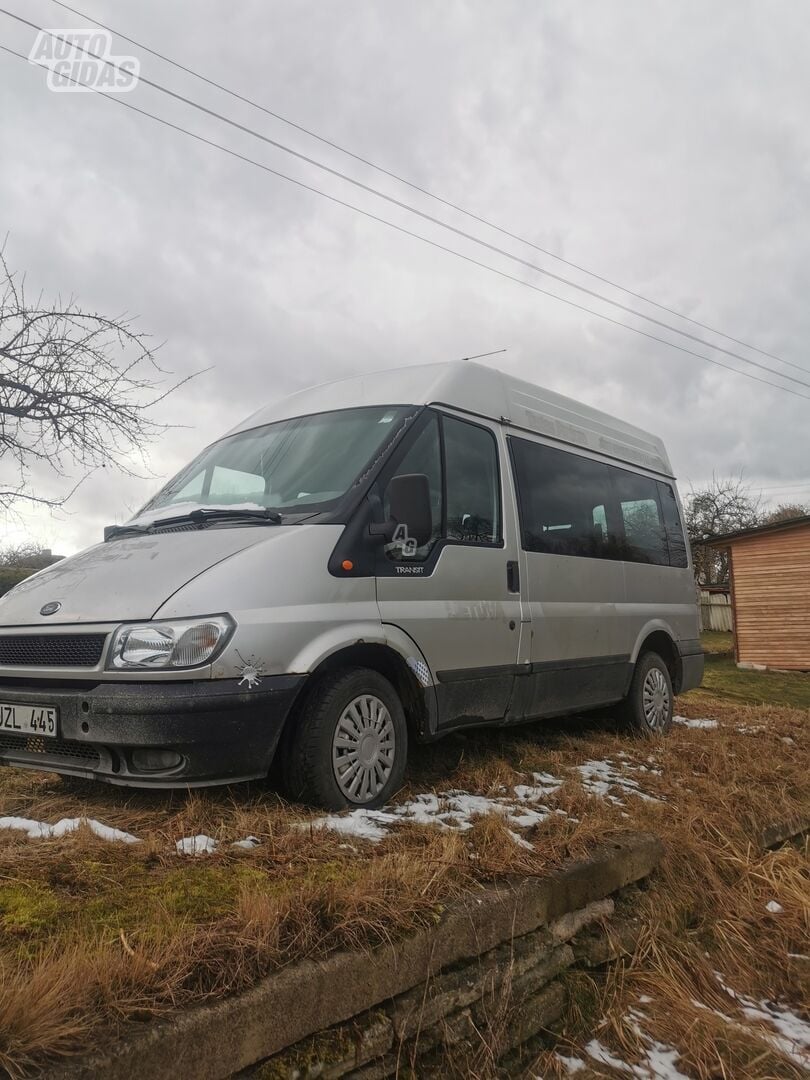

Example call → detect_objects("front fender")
288 621 435 686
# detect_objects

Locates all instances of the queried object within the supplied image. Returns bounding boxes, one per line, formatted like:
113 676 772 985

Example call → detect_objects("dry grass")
0 671 807 1077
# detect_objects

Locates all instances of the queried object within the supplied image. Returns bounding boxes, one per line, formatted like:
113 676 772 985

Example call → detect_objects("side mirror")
370 473 433 547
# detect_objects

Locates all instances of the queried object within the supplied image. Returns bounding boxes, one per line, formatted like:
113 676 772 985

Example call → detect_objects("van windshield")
141 405 412 518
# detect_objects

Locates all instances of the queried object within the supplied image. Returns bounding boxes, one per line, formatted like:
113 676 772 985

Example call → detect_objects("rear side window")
509 436 687 567
443 415 500 543
509 439 614 558
657 481 689 568
611 470 668 565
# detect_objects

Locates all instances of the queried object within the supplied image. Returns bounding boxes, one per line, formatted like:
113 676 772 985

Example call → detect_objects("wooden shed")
710 514 810 671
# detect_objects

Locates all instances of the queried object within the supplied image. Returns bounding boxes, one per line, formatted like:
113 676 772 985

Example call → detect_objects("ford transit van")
0 362 703 808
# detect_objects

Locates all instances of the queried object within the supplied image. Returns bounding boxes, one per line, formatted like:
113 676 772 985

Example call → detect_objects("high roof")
228 361 674 476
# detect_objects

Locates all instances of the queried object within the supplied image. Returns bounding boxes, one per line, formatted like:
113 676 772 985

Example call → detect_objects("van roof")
229 361 674 477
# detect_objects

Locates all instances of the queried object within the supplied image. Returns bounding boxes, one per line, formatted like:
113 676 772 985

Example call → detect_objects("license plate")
0 702 58 738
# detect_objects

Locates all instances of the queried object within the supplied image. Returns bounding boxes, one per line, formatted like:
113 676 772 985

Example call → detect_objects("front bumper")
0 675 306 787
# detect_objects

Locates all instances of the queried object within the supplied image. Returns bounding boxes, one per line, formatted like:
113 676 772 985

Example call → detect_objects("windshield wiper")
104 507 283 541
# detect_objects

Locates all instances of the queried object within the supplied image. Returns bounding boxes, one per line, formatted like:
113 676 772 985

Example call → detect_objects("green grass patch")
0 880 60 935
0 855 271 949
700 630 734 656
693 653 810 709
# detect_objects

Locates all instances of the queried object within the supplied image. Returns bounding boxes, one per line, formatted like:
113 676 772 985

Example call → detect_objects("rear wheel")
281 667 408 810
619 651 673 737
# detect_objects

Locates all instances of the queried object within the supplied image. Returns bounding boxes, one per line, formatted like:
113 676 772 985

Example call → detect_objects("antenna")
459 348 508 362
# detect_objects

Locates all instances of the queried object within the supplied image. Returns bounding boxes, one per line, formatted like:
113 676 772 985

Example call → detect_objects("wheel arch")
630 623 682 692
286 630 437 742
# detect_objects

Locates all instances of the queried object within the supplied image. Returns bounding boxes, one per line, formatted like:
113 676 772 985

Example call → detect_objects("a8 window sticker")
391 523 418 557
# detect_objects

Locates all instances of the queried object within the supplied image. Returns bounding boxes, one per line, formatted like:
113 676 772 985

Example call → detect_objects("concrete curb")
757 814 810 851
45 831 662 1080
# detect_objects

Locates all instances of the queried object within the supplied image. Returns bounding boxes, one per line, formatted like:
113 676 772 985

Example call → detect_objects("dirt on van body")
0 638 807 1077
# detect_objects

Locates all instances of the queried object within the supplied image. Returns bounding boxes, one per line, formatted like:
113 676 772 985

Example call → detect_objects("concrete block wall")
47 832 662 1080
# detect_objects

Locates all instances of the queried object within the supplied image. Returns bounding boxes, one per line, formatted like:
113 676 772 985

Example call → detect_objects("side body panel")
517 550 628 717
505 428 700 718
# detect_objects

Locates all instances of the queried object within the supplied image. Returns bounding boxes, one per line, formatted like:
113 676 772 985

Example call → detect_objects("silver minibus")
0 362 703 807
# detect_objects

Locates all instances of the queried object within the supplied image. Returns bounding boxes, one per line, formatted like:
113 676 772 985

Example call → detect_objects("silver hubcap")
332 694 396 802
642 667 670 730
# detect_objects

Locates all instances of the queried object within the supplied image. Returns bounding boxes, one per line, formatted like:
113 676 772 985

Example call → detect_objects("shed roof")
228 361 674 476
707 513 810 546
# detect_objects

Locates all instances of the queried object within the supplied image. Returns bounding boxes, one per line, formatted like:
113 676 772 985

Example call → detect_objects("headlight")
108 615 234 670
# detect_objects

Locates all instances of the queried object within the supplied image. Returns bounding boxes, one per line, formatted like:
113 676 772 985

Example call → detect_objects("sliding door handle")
506 560 520 593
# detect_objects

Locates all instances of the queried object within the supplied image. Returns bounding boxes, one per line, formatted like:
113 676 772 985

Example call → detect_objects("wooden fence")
699 590 733 632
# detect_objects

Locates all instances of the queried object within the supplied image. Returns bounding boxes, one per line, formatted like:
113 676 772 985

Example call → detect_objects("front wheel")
280 667 408 810
619 651 673 737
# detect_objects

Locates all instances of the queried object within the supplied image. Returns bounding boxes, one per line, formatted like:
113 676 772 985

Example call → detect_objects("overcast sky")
1 0 809 554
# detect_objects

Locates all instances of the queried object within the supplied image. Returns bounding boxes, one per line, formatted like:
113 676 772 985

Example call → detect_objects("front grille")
0 634 107 668
0 732 101 766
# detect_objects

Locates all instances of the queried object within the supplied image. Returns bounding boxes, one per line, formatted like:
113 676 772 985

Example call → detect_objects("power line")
754 481 810 492
5 11 810 395
3 42 810 403
47 0 806 378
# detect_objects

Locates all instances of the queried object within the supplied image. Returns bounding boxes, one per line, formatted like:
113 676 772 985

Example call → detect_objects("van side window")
443 416 501 544
509 438 614 558
657 480 689 568
384 413 443 560
611 470 668 565
510 437 686 567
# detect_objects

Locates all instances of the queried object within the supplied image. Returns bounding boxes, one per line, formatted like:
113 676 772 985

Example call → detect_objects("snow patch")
693 973 810 1070
577 1022 691 1078
307 811 391 842
673 715 718 730
176 834 218 855
0 815 140 844
514 771 563 801
306 776 569 846
508 829 534 851
1 815 262 856
232 835 261 850
713 971 810 1068
575 760 661 804
553 1052 587 1073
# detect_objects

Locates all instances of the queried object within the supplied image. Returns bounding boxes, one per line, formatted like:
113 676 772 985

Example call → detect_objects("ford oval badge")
40 601 62 616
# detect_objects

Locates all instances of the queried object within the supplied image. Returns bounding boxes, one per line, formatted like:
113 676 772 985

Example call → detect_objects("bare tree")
0 541 62 596
0 541 55 568
684 474 761 585
761 502 808 525
0 248 192 514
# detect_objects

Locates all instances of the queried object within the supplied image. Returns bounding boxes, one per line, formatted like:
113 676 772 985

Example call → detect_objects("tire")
619 651 674 738
280 667 408 810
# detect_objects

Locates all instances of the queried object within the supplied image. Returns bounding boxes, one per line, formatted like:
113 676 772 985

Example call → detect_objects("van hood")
0 529 277 626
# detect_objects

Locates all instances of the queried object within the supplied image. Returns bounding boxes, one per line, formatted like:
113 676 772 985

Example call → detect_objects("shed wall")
731 523 810 670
